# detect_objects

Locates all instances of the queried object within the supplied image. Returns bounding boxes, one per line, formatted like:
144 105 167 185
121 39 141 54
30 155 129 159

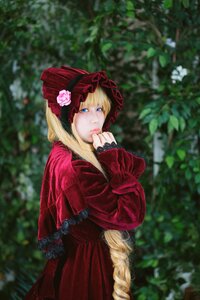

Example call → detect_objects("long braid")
103 230 133 300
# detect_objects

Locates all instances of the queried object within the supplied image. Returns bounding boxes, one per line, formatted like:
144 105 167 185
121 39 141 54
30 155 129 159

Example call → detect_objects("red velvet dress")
25 141 146 300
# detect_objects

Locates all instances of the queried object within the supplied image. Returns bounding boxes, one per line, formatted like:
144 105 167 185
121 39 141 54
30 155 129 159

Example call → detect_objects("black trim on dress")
38 208 89 259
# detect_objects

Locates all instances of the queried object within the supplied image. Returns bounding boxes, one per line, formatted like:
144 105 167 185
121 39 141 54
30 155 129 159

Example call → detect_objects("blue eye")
79 107 103 113
80 108 88 112
97 107 103 112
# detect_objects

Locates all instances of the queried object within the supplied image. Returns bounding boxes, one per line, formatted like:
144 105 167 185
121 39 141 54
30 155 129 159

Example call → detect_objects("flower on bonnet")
56 90 71 106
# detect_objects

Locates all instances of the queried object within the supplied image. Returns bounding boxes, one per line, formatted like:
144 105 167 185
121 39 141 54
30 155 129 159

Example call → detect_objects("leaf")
139 108 152 119
101 42 112 53
151 259 159 267
185 169 192 180
182 0 189 8
193 167 200 173
179 117 186 132
195 97 200 105
167 120 174 133
16 230 25 243
164 0 173 9
85 25 98 42
127 1 135 11
180 163 187 169
138 295 146 300
149 277 167 286
140 258 158 268
195 174 200 184
164 232 173 243
165 156 175 168
158 111 169 125
189 119 197 128
169 115 179 130
32 250 42 260
157 215 164 222
90 25 98 37
149 119 158 135
154 228 161 240
159 54 168 67
126 1 135 17
147 47 156 58
177 149 186 160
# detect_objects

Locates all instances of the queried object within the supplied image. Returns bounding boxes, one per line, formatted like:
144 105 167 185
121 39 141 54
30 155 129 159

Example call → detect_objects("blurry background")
0 0 200 299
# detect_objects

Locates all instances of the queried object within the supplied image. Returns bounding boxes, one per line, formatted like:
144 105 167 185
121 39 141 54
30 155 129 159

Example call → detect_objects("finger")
92 134 102 149
106 132 117 144
101 132 113 144
102 132 117 144
97 133 107 145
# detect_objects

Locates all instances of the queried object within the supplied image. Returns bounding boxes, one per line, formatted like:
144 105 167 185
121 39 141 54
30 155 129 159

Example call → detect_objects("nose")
90 111 99 123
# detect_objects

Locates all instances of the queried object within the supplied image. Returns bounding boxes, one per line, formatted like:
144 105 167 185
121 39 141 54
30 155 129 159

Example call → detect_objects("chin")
83 137 93 143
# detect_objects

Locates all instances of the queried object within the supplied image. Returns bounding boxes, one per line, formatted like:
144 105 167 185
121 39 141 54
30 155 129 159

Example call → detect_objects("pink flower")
56 90 71 106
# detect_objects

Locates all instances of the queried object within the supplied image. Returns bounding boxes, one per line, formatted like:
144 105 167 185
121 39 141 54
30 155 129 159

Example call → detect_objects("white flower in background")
154 268 159 278
0 271 15 291
177 271 192 292
166 290 175 300
17 173 35 200
5 271 15 282
12 60 20 73
166 38 176 48
193 55 199 68
171 65 188 84
9 79 26 109
175 267 193 293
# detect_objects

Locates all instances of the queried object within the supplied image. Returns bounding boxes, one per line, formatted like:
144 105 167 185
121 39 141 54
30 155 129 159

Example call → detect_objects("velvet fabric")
41 66 123 131
25 141 146 300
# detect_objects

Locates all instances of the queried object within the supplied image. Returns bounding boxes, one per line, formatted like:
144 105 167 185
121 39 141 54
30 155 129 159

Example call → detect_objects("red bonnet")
41 65 124 130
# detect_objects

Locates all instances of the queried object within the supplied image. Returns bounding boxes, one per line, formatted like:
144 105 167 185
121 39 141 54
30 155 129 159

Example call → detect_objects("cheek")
99 114 105 125
74 115 87 133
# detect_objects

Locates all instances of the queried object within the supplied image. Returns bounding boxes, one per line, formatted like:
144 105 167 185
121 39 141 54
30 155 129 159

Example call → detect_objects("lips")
90 128 100 134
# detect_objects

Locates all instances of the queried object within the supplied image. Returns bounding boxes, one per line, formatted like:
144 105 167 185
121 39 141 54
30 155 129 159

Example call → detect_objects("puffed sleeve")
66 145 146 231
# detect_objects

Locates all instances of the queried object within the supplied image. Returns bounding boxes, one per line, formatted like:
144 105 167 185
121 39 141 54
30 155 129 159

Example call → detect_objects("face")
74 104 105 143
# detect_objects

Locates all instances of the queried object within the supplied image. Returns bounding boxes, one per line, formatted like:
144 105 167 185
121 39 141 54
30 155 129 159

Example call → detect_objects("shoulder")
44 141 75 181
50 141 71 159
47 141 72 165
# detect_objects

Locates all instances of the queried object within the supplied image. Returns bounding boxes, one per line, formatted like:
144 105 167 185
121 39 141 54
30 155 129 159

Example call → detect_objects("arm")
64 145 146 231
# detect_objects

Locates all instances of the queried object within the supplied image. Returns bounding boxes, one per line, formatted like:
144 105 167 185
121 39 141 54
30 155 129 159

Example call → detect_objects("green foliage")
0 0 200 299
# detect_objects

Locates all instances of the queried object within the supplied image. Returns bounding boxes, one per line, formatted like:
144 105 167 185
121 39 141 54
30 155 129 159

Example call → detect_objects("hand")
92 132 117 150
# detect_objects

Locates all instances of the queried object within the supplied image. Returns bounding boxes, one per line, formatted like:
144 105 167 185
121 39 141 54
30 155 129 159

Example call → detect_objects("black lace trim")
38 208 89 259
96 142 121 153
95 142 146 165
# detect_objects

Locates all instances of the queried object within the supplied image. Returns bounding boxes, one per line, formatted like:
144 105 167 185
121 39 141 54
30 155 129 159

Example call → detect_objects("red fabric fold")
97 148 146 180
68 146 146 231
25 259 59 300
26 142 146 299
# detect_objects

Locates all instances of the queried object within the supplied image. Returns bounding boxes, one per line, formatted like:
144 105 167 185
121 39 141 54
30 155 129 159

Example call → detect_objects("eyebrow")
80 103 102 109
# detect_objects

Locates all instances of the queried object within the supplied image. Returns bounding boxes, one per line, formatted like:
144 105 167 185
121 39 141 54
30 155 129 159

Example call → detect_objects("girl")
25 66 146 300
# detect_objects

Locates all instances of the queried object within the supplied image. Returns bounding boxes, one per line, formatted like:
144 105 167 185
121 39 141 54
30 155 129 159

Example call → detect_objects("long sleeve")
66 147 146 231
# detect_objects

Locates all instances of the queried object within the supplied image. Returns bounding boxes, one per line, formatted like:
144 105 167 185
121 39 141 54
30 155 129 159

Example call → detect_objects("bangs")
79 86 111 116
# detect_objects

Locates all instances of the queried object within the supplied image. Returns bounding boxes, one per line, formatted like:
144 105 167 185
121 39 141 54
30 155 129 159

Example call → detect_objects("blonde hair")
46 86 133 299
